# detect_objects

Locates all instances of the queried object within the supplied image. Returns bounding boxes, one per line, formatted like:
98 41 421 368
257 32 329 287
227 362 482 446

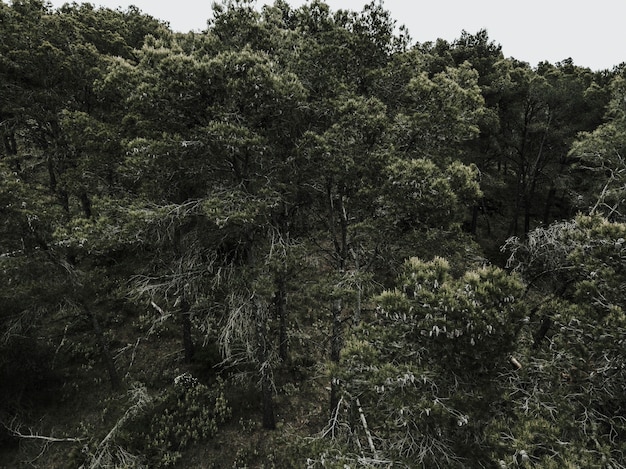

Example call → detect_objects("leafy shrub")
122 374 231 467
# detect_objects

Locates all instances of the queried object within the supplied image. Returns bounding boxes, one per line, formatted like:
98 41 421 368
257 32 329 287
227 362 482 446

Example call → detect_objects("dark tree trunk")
2 131 17 157
42 136 72 215
254 298 276 430
523 193 532 235
80 192 92 219
508 171 523 237
261 367 276 430
533 315 552 349
326 181 348 416
329 298 342 415
470 205 479 235
275 276 288 362
524 114 550 234
543 185 556 225
257 333 276 430
171 220 197 364
86 305 121 390
180 297 194 364
351 247 362 324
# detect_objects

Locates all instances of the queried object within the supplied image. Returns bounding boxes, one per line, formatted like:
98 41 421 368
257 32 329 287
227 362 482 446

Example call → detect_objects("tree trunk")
508 170 523 237
2 131 17 157
470 205 479 235
86 305 121 390
523 192 532 235
543 185 556 224
261 365 276 430
255 299 276 430
524 114 551 234
326 181 348 416
275 276 288 362
351 247 362 324
329 298 342 415
80 192 92 219
180 297 194 364
532 315 552 349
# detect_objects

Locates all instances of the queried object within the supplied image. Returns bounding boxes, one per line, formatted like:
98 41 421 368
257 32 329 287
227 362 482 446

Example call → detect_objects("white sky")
47 0 626 71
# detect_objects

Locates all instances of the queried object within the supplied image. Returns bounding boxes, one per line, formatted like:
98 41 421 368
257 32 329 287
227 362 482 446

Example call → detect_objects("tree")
290 7 486 415
569 71 626 220
419 31 611 245
83 8 314 428
0 1 168 400
309 257 525 467
503 214 626 467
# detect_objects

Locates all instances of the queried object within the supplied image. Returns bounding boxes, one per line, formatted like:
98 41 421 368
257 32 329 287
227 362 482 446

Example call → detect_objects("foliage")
569 73 626 220
503 214 626 467
312 258 526 467
1 0 625 467
117 375 231 467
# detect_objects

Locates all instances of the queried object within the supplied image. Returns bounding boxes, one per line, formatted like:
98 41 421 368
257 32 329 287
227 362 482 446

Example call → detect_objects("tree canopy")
0 1 623 467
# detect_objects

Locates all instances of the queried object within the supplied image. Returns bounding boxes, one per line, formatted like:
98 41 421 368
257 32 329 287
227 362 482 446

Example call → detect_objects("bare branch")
0 418 84 443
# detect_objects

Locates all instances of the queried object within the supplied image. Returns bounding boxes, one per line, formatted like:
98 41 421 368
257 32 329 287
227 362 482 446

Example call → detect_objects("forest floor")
0 302 332 468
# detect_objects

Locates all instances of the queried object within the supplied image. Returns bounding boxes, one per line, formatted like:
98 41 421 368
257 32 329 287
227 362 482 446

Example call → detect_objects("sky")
47 0 626 71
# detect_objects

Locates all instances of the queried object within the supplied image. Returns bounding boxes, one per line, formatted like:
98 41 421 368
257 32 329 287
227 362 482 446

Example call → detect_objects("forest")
1 0 626 467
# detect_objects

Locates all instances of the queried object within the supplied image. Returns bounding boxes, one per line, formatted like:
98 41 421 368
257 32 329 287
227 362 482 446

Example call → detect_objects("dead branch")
355 398 378 458
1 419 84 443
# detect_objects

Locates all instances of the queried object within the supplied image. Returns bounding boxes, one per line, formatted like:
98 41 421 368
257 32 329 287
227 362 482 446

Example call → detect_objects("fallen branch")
356 398 378 459
510 356 523 370
85 384 151 469
321 395 345 440
1 419 84 443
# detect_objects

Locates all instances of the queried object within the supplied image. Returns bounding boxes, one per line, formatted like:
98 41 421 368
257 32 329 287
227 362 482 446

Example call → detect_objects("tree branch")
1 419 84 443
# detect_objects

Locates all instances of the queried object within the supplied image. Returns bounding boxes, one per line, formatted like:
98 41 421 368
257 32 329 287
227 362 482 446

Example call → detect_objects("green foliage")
379 158 481 230
317 258 526 467
570 74 626 220
2 1 626 467
119 375 231 467
375 257 525 374
503 215 626 467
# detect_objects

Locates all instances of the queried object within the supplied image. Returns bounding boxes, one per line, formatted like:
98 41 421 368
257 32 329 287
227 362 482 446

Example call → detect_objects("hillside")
1 1 626 467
